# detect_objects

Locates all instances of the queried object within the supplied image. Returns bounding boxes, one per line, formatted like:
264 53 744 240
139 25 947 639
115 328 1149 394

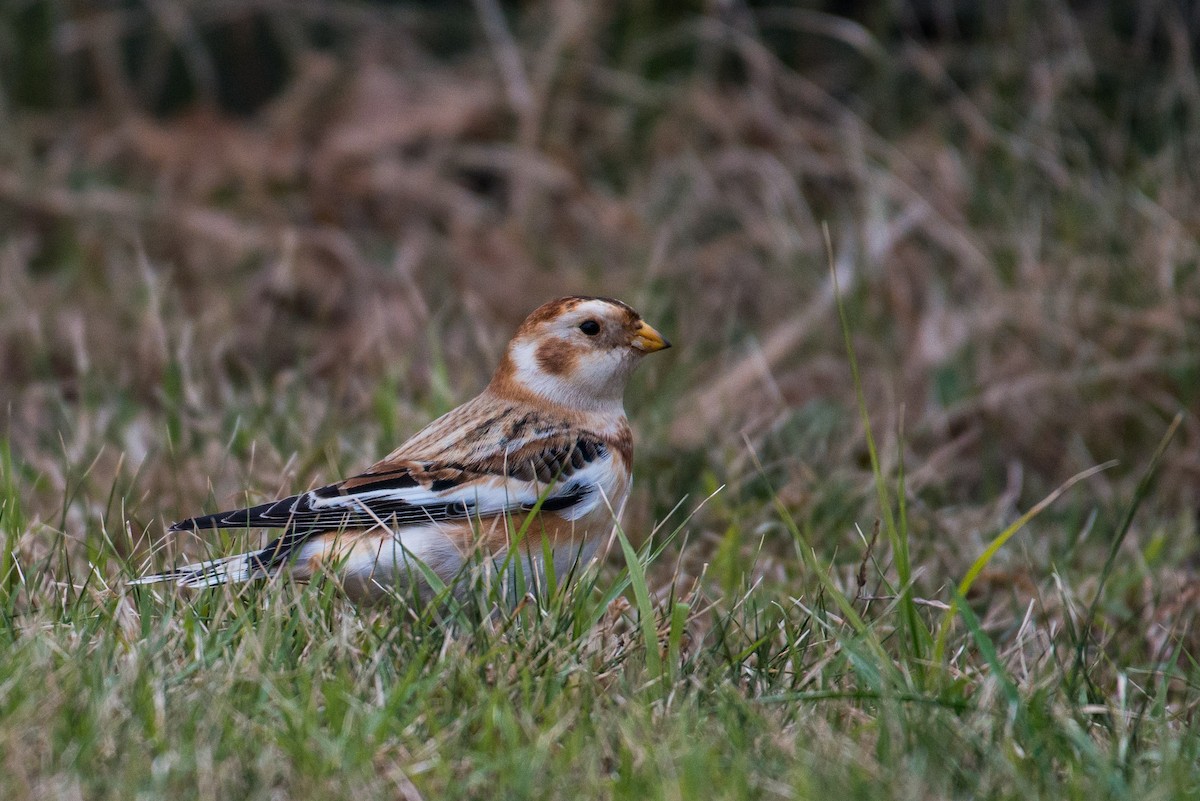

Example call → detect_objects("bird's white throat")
507 338 635 416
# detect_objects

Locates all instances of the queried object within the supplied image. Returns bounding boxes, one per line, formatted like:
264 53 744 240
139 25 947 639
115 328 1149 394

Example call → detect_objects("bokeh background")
2 0 1198 607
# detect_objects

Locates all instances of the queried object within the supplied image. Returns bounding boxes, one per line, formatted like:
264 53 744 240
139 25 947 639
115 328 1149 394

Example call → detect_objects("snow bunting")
133 296 670 601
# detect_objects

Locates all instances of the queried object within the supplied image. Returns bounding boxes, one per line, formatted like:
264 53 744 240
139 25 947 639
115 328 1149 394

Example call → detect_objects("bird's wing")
169 432 616 537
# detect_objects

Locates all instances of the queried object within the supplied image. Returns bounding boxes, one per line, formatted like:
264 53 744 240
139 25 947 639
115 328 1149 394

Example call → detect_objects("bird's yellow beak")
631 320 671 353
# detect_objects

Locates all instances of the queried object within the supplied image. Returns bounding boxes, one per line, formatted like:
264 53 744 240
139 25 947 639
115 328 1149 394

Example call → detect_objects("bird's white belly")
300 512 615 603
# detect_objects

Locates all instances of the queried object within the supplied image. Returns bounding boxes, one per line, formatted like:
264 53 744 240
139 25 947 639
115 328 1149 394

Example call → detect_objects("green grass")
2 0 1200 798
2 464 1199 800
0 369 1196 799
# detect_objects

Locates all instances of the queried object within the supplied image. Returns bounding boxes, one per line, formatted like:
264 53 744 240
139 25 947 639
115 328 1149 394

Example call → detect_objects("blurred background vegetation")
0 0 1197 652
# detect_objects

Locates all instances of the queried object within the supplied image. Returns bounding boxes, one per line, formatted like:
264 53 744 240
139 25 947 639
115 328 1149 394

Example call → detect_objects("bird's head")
490 296 670 411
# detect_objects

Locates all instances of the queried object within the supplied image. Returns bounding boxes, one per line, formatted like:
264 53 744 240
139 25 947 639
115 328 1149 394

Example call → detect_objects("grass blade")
933 460 1116 665
1069 411 1184 692
826 227 928 669
614 523 663 679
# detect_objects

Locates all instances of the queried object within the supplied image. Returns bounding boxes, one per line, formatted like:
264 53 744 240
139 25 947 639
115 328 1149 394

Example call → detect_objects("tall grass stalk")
1068 412 1184 694
825 227 929 674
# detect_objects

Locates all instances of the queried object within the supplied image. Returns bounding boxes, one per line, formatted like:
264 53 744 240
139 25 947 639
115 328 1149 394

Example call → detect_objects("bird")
132 296 671 601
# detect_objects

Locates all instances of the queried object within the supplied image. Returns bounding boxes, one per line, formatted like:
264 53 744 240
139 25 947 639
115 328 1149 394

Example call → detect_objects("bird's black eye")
579 320 601 336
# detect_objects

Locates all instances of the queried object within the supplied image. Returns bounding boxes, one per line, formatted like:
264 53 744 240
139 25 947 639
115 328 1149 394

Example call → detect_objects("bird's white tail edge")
129 552 260 588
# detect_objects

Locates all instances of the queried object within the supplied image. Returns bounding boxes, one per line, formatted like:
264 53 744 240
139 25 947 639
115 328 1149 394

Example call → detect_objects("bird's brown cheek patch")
536 338 579 375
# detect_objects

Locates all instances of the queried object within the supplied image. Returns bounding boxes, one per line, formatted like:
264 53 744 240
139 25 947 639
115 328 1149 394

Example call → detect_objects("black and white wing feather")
167 434 610 534
133 434 615 587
